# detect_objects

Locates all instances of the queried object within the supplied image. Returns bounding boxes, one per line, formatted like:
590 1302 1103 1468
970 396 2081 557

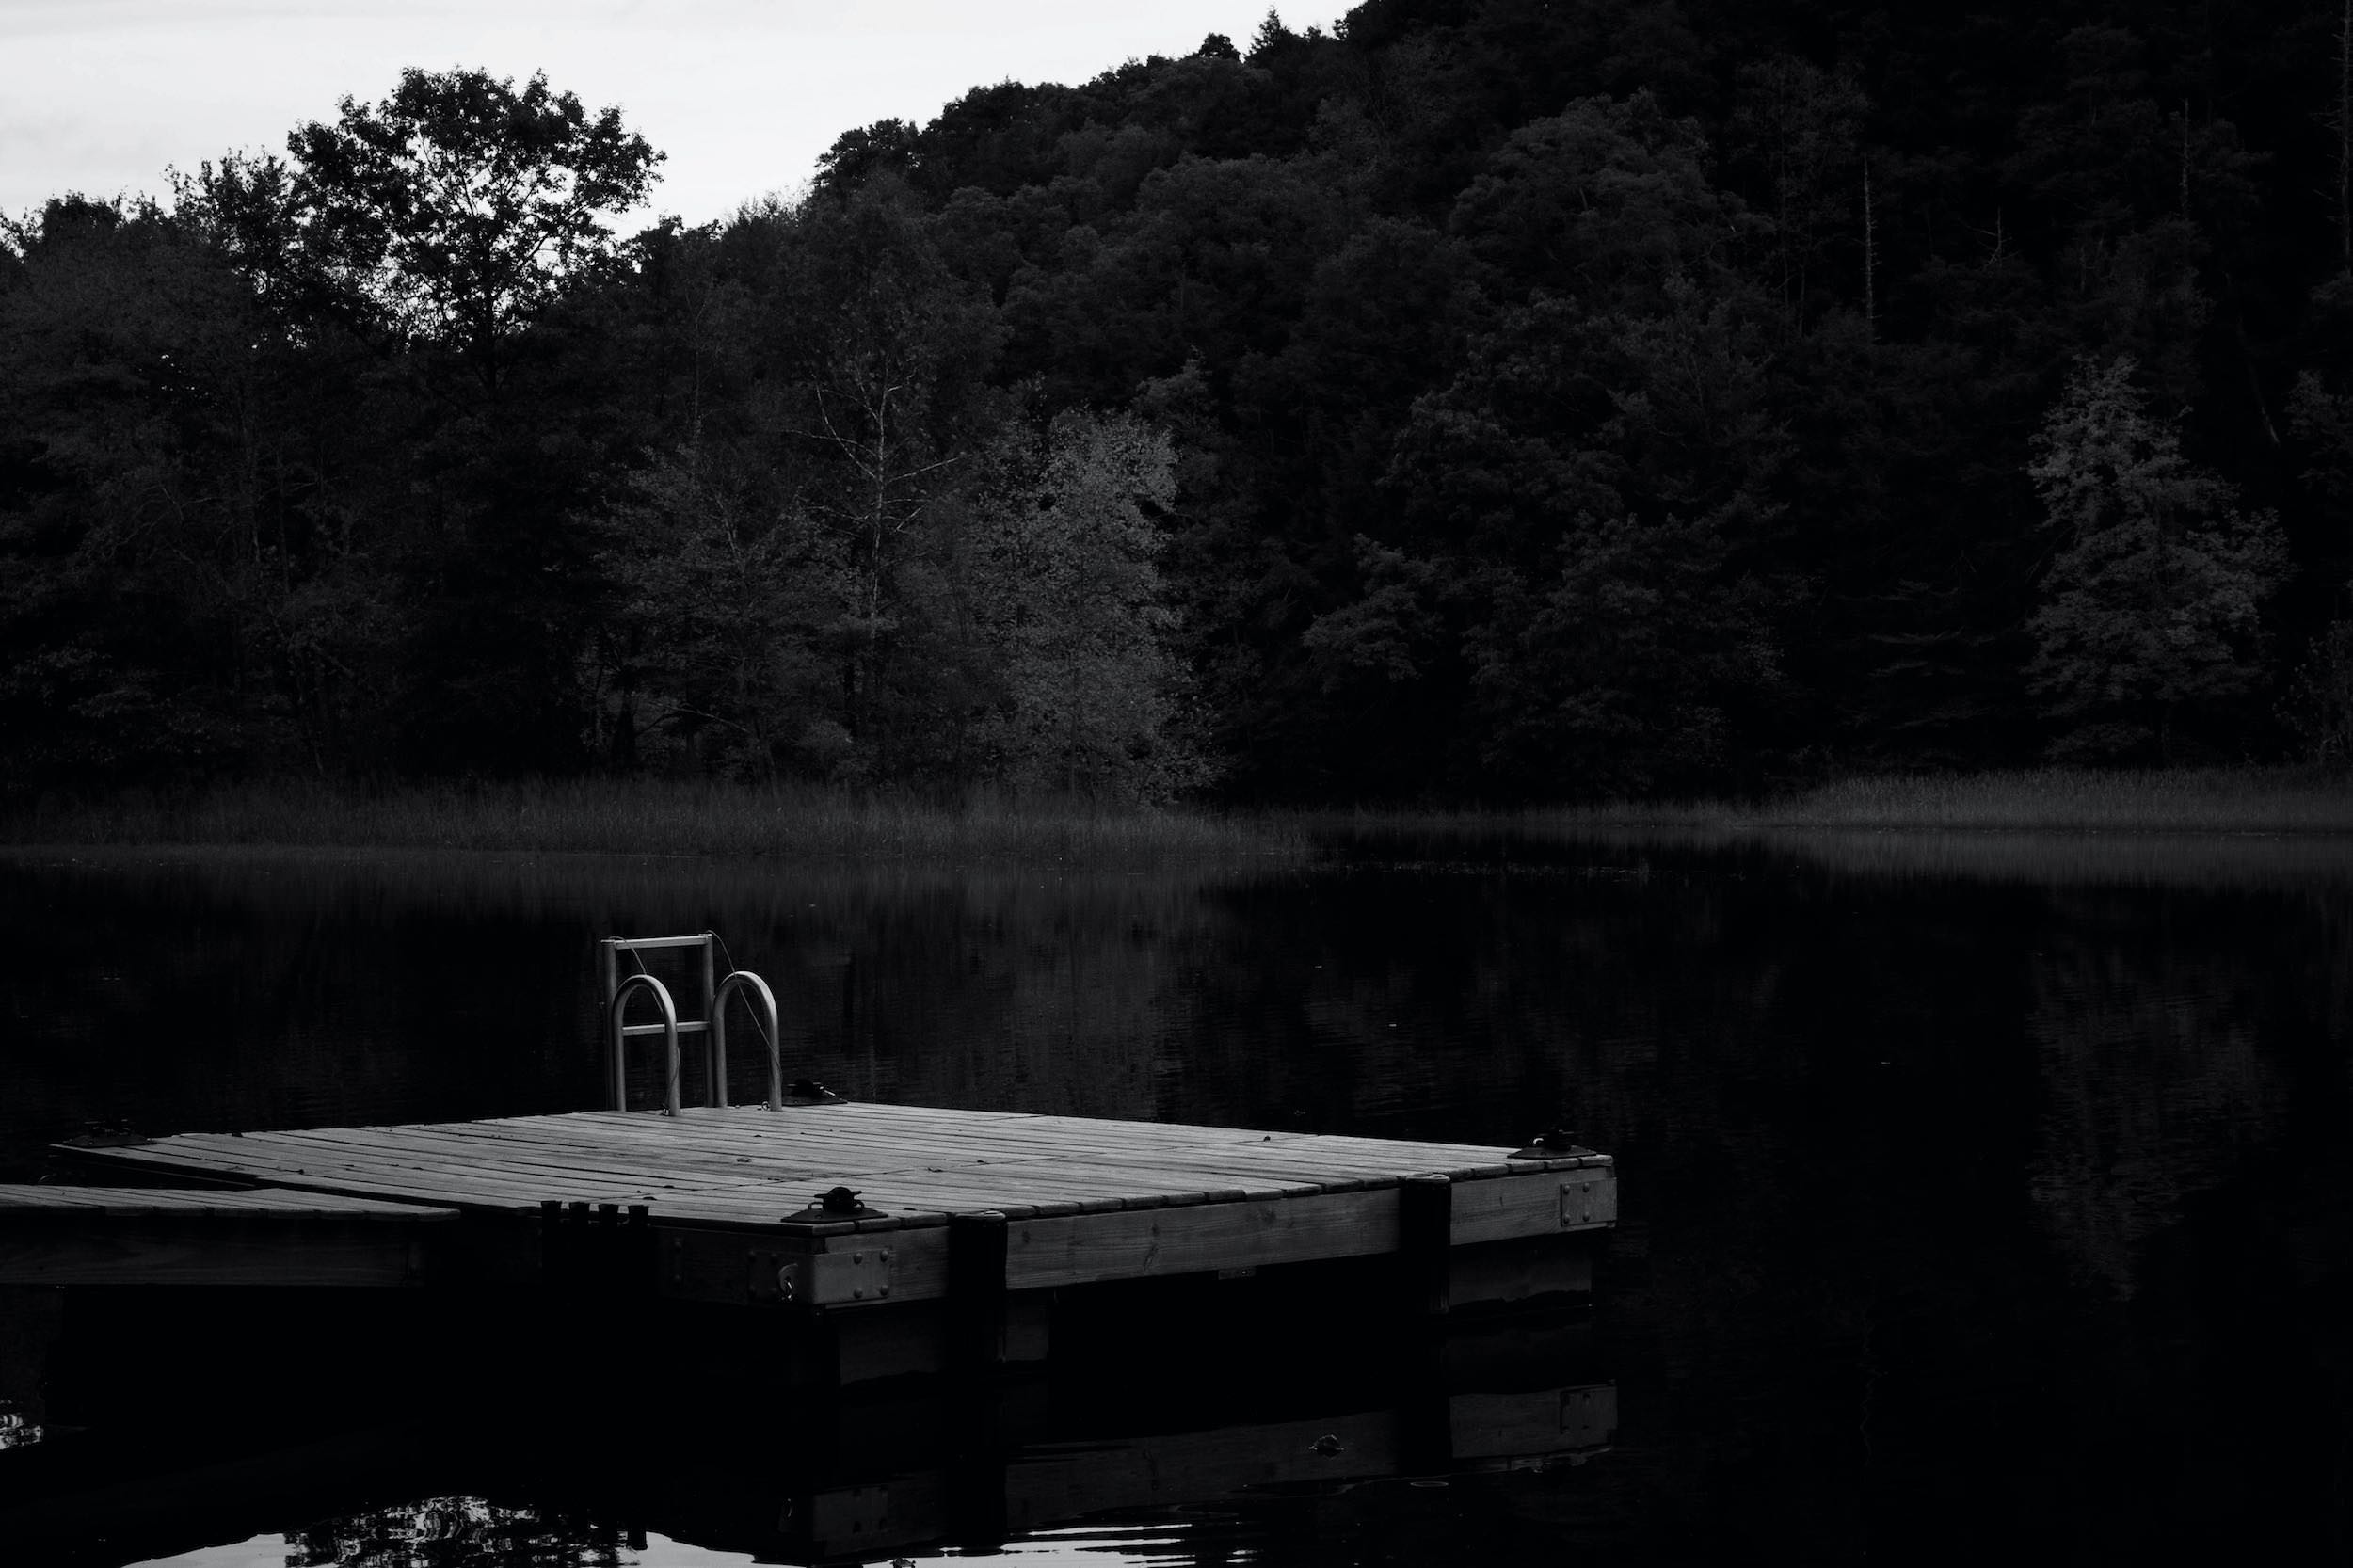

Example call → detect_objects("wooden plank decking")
45 1103 1615 1314
0 1187 458 1220
0 1185 456 1287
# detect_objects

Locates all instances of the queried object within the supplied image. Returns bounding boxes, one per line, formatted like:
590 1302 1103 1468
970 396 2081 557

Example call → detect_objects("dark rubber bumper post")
948 1210 1010 1371
1398 1175 1452 1318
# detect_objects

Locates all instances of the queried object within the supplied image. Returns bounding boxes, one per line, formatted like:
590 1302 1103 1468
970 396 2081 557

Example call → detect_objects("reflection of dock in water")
768 1380 1615 1563
0 1289 1615 1566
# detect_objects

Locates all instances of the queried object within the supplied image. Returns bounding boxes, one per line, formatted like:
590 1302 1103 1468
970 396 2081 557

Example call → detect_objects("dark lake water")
1 830 2348 1564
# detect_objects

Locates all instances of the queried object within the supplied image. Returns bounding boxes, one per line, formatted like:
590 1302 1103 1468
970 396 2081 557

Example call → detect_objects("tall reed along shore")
0 780 1308 870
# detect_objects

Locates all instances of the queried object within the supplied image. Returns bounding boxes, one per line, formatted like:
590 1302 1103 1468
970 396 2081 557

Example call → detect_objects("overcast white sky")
1 1 1353 226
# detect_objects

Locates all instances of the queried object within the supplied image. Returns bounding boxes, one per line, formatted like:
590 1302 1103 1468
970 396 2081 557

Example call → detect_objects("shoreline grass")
0 778 1308 869
8 767 2351 867
1331 767 2353 837
1721 766 2353 834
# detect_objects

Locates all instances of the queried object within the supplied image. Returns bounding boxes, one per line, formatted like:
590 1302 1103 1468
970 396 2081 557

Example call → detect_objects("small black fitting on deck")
58 1121 149 1150
783 1185 885 1224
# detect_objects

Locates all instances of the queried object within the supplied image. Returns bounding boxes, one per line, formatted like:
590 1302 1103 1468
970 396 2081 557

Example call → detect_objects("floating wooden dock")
18 1100 1614 1376
5 934 1615 1383
40 1101 1616 1299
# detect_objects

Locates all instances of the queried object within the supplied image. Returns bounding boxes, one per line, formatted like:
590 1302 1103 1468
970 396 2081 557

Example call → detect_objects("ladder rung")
604 935 712 952
619 1020 710 1036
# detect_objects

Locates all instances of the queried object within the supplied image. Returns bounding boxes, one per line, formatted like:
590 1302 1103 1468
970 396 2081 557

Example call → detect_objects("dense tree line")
11 1 2353 801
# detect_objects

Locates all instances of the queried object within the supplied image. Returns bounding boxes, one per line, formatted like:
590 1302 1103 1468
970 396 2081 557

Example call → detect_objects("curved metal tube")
712 970 782 1111
607 972 681 1115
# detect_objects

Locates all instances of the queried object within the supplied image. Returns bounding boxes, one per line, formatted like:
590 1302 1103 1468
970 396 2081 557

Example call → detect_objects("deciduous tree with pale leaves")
968 411 1205 801
2026 357 2287 761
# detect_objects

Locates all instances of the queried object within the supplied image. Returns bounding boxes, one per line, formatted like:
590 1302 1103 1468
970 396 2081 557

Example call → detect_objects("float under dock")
40 1102 1615 1354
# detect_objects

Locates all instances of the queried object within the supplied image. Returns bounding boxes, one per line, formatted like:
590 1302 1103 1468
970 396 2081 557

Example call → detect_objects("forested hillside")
8 1 2353 802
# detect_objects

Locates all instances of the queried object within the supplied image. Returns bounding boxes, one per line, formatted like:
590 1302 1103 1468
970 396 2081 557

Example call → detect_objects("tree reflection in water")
0 1400 38 1452
284 1499 629 1568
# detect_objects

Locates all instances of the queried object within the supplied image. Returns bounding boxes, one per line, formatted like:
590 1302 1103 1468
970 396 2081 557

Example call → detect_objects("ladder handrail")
712 970 783 1112
598 932 783 1112
606 972 681 1115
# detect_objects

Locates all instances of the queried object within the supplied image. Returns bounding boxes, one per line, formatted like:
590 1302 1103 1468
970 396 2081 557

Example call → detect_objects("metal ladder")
599 932 781 1115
